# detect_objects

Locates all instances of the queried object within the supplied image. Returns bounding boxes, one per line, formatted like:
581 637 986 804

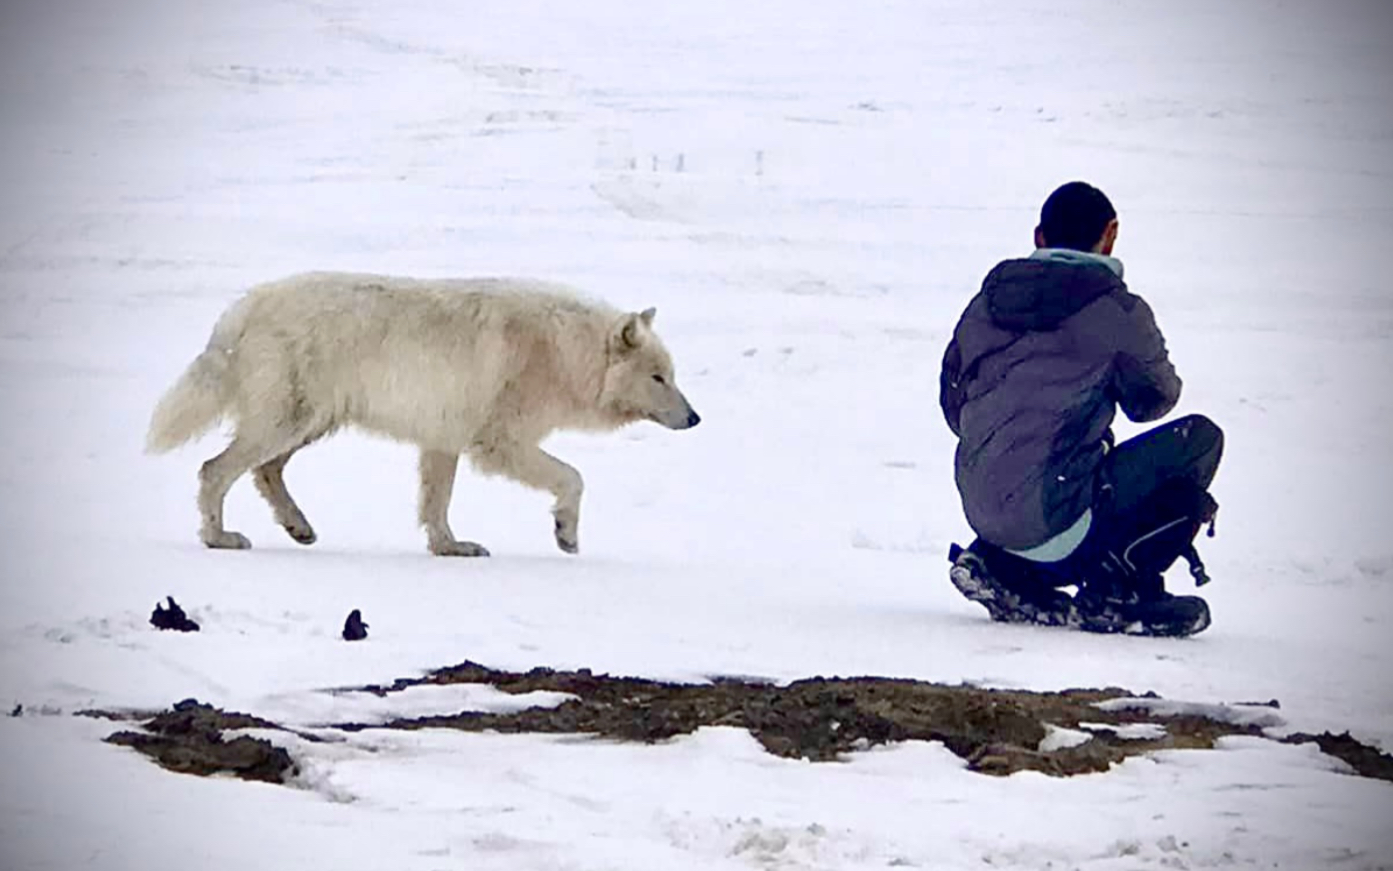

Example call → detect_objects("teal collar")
1029 248 1124 280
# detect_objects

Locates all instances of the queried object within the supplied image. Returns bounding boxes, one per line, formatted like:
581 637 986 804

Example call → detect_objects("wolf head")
601 308 700 430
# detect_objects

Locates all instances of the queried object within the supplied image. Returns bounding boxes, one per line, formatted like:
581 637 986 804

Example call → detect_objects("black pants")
1094 414 1223 536
984 414 1224 599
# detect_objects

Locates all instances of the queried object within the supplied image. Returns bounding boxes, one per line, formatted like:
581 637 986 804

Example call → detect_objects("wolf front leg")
470 441 583 554
418 449 489 557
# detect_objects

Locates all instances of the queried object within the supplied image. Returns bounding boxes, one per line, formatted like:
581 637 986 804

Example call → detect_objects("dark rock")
342 609 368 641
150 596 199 632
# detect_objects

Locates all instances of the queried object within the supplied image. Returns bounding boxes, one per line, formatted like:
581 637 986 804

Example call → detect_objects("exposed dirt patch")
92 663 1393 784
1283 731 1393 781
339 661 1288 777
103 699 296 784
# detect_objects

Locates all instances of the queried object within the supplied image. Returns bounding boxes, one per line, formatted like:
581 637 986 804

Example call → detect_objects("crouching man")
940 181 1222 637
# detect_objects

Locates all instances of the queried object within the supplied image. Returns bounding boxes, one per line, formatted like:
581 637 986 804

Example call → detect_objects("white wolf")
146 271 700 556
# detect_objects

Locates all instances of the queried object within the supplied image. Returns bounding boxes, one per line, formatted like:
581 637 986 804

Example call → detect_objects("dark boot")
1075 576 1211 638
948 541 1078 627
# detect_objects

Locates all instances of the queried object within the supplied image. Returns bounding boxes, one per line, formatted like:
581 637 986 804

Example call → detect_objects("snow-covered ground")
2 0 1391 868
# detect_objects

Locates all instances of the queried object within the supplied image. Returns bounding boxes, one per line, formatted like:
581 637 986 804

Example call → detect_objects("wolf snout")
655 406 701 430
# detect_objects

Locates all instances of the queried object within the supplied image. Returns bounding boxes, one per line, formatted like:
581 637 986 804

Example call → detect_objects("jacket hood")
983 254 1124 332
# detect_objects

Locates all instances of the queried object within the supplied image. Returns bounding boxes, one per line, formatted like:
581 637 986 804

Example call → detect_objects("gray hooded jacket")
939 250 1181 551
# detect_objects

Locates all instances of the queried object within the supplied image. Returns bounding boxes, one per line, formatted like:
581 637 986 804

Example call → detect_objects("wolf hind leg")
198 413 326 550
419 449 489 557
469 440 583 554
253 429 328 545
198 438 282 549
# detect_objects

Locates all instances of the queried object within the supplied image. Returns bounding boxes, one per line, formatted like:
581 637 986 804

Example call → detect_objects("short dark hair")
1037 181 1116 251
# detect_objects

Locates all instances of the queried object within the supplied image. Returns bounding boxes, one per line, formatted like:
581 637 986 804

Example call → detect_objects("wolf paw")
282 523 317 546
554 518 579 554
552 508 580 554
430 539 490 558
202 530 252 550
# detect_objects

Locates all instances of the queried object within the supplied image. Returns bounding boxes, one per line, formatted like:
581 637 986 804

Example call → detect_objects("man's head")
1034 181 1118 254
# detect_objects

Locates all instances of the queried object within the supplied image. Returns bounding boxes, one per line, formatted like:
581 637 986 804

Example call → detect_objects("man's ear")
1097 218 1119 256
1034 226 1047 250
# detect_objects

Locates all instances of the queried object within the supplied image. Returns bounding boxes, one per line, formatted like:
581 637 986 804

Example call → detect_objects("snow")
1038 724 1093 753
1093 698 1288 731
1077 722 1171 743
2 0 1392 868
251 683 579 728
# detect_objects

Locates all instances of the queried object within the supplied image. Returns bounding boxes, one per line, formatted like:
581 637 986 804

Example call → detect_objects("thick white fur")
147 271 699 556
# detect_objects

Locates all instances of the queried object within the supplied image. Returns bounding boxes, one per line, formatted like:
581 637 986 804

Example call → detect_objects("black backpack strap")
1085 479 1219 592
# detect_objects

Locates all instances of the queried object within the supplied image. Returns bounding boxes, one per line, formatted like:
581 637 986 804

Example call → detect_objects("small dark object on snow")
342 609 368 641
150 596 199 632
9 703 20 717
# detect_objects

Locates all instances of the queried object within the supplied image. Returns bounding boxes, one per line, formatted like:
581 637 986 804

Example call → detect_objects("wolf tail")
145 301 247 454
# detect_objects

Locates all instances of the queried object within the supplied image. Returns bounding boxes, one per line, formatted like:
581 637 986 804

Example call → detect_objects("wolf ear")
640 307 656 325
616 312 647 351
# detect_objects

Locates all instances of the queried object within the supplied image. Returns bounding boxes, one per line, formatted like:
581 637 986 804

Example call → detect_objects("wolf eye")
651 374 667 385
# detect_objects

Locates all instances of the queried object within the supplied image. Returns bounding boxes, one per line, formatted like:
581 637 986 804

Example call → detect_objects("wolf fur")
146 271 700 556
